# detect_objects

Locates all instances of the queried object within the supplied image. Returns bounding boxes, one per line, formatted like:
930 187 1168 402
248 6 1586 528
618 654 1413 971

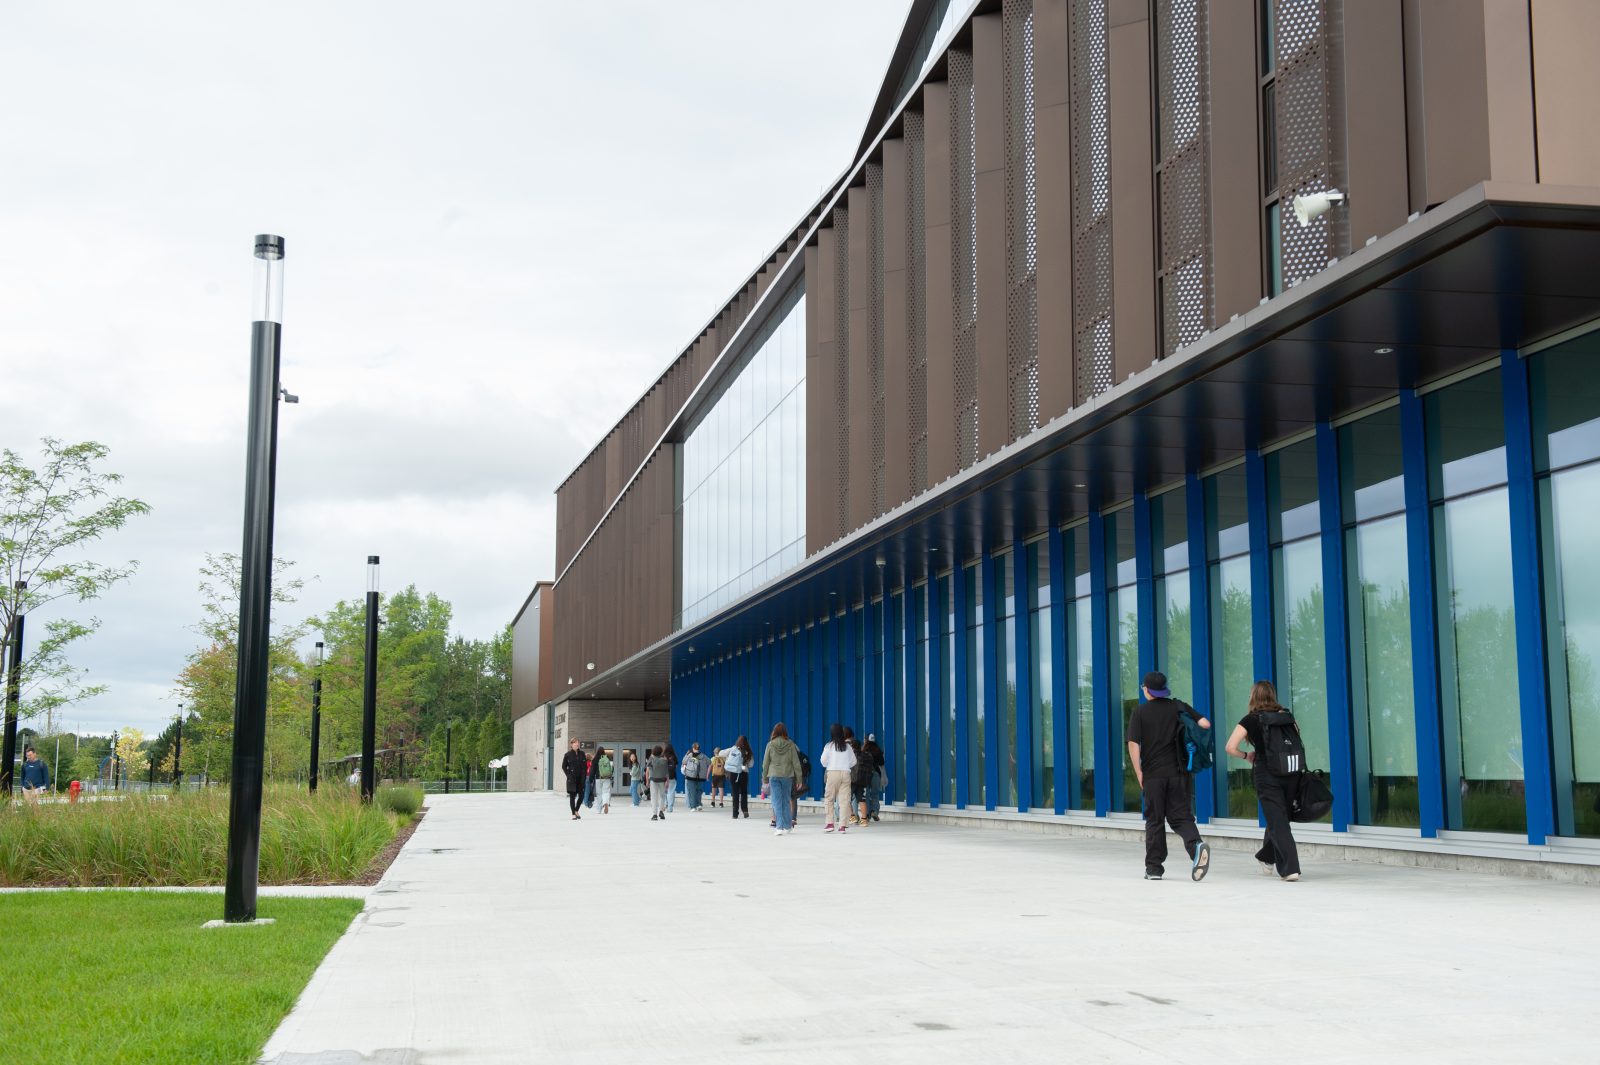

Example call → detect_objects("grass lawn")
0 891 362 1064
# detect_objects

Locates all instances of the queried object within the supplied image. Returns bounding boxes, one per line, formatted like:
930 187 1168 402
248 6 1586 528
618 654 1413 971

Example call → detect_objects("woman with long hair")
625 749 642 807
718 736 753 819
663 743 680 813
819 723 857 833
1224 680 1303 881
762 722 802 836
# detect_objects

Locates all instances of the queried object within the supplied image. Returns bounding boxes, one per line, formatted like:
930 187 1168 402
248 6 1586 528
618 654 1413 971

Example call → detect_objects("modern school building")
511 0 1600 870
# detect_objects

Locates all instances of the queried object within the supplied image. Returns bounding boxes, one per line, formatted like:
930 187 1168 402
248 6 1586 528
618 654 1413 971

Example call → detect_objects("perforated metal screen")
905 109 929 495
1005 0 1040 439
832 205 851 539
1070 0 1113 403
1156 0 1212 356
950 47 979 468
866 162 887 518
1271 0 1341 287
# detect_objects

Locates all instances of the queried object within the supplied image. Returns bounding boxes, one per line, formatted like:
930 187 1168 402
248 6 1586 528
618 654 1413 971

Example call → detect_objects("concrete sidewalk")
262 792 1594 1064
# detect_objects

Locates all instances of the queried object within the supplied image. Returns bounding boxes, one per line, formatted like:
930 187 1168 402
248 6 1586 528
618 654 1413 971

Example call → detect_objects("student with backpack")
818 723 857 832
1125 671 1212 881
709 749 727 807
849 738 874 826
647 745 672 822
761 722 803 836
718 737 753 819
682 743 706 811
663 743 680 812
595 748 614 813
1225 679 1303 881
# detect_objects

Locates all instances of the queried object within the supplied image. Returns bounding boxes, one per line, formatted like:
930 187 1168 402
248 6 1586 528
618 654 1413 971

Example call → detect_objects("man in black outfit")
1125 671 1211 882
561 738 587 820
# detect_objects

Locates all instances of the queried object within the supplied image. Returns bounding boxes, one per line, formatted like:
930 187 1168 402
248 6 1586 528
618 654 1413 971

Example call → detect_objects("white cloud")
1 0 910 735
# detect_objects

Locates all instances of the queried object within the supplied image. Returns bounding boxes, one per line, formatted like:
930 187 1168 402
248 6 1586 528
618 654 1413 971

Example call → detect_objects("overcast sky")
1 0 910 737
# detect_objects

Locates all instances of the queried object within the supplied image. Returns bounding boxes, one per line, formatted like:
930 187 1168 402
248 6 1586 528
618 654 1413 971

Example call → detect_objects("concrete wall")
511 699 670 791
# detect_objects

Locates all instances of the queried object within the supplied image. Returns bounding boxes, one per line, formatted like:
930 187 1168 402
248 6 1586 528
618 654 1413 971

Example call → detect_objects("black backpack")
851 751 873 788
1256 711 1305 776
797 749 811 786
1173 705 1214 773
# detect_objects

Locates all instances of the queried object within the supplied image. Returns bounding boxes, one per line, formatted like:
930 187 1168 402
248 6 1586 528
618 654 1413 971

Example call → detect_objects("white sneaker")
1259 861 1275 876
1283 872 1301 882
774 829 784 837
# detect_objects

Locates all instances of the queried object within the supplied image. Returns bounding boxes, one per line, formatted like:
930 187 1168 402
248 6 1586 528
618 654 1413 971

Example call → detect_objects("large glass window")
1535 333 1600 837
1069 526 1094 811
890 590 906 803
914 582 932 807
1106 510 1139 812
1208 465 1256 817
965 563 985 807
1027 541 1054 810
1269 439 1329 821
1153 489 1192 704
941 574 957 803
677 284 806 626
1341 404 1418 827
997 551 1018 807
1428 370 1523 834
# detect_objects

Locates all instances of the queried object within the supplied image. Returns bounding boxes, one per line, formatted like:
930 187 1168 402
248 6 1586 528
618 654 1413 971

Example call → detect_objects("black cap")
1142 671 1168 692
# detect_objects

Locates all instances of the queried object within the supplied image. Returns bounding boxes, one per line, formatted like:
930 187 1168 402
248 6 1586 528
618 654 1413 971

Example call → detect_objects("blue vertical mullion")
1089 513 1112 817
1502 349 1557 844
823 619 838 742
929 577 945 808
1400 388 1446 837
1246 448 1275 685
1316 422 1356 831
954 568 971 809
1048 526 1070 815
1133 492 1157 688
1012 543 1034 812
981 552 1001 810
906 583 921 806
1185 473 1215 821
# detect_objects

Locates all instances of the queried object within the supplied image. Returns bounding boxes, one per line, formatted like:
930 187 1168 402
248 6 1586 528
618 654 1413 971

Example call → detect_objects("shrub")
0 785 401 887
376 785 423 819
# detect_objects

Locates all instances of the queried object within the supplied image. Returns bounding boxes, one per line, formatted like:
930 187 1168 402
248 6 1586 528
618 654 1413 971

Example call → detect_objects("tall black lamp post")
223 233 288 924
308 641 323 792
173 705 184 789
360 556 379 803
1 580 27 797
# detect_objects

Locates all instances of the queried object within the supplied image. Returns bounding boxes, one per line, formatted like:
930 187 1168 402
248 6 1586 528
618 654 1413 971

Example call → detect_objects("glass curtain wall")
1069 525 1095 810
1268 439 1329 821
1208 466 1256 817
890 590 906 802
1027 541 1054 809
1106 510 1139 811
1340 405 1418 827
678 284 806 626
1428 370 1523 834
1535 334 1600 837
965 563 985 807
915 581 932 806
997 550 1018 807
1152 489 1192 703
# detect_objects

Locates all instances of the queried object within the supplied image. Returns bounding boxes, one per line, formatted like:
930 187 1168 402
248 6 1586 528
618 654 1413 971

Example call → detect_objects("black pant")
567 789 582 815
1142 774 1202 875
729 771 749 817
1254 766 1302 876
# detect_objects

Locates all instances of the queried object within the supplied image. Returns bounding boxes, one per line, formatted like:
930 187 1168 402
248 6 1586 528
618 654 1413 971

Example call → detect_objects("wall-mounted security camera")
1292 189 1345 227
279 386 300 404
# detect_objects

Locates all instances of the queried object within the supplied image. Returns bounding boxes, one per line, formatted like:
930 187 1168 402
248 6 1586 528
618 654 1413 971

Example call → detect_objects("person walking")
682 743 706 811
1226 680 1303 881
584 749 600 809
561 739 587 820
1125 671 1212 882
709 748 727 807
792 746 811 825
819 724 857 833
849 737 873 826
862 735 886 822
626 750 642 807
762 723 802 836
720 737 753 819
595 747 614 813
648 745 672 821
19 745 50 804
663 743 680 813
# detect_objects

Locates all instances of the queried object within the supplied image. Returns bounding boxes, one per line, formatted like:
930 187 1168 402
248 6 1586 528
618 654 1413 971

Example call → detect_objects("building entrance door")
605 741 653 805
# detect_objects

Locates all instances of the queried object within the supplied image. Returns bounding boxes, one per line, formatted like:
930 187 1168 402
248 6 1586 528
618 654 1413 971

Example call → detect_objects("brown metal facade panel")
1003 0 1041 442
881 137 912 511
847 184 875 532
1034 0 1073 423
924 79 958 485
975 15 1009 461
831 205 853 538
1483 0 1537 184
949 49 981 469
1206 0 1260 327
904 109 931 496
1071 0 1114 404
1109 5 1156 384
1531 0 1600 186
806 237 841 551
1336 0 1409 247
1155 0 1213 358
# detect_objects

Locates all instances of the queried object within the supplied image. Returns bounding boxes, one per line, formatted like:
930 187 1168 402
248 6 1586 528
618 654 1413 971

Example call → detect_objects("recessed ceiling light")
1073 482 1087 489
1374 347 1394 355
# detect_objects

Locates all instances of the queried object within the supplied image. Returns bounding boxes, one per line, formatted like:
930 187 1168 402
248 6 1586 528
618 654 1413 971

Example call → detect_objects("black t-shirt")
1126 697 1199 779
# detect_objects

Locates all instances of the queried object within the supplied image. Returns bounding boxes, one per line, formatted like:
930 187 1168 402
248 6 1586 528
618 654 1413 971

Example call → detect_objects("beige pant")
824 769 852 826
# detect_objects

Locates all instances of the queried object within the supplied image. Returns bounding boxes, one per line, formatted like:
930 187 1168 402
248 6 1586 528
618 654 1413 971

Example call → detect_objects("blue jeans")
687 777 703 809
770 777 794 831
667 779 678 811
630 779 641 806
868 777 881 816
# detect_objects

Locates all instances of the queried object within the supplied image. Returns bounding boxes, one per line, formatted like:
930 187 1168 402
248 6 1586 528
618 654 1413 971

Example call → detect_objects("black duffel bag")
1291 770 1334 822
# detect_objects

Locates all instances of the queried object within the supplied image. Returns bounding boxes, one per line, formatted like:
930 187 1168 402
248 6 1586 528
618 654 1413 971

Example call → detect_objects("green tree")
1 439 150 732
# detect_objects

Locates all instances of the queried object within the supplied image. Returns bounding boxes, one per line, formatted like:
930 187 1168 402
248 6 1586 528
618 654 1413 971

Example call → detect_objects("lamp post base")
202 917 278 929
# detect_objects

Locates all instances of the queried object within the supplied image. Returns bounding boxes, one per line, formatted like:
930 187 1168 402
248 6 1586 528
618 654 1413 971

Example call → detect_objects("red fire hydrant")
68 780 82 804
